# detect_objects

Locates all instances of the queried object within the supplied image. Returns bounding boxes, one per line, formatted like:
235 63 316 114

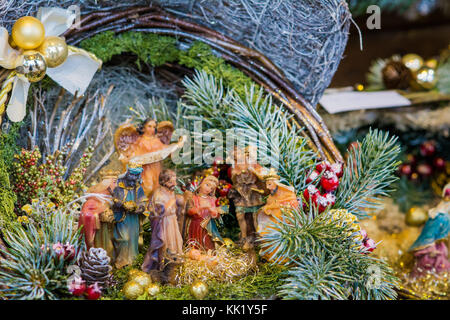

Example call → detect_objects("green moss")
104 260 286 300
80 31 257 99
0 124 21 230
81 31 180 67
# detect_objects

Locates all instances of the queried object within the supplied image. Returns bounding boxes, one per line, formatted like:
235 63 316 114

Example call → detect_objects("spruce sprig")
0 205 83 300
261 207 399 300
335 128 401 218
180 70 315 191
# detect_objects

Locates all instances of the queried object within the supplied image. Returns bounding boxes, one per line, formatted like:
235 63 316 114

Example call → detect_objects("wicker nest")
0 1 353 162
57 4 344 162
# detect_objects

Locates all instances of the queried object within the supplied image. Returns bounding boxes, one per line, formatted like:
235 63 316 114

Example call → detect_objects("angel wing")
129 135 187 166
114 123 140 154
157 121 175 145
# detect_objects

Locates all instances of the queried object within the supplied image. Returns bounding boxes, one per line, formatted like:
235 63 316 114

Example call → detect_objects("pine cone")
78 247 113 287
382 60 413 90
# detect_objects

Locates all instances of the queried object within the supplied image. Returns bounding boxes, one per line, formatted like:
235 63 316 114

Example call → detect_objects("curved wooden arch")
64 4 343 163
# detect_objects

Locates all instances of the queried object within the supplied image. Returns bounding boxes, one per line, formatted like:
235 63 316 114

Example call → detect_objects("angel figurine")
409 183 450 278
114 118 185 197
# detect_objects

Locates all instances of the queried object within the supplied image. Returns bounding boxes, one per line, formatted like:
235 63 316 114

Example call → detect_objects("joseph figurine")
227 146 267 250
142 169 184 274
112 165 148 269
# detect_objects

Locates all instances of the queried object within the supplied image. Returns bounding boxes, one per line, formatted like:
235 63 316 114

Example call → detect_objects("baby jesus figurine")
185 175 224 250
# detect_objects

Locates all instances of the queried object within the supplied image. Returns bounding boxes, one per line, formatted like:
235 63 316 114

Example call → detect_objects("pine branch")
180 70 316 190
437 58 450 95
335 128 401 218
279 251 353 300
259 207 399 300
0 202 84 300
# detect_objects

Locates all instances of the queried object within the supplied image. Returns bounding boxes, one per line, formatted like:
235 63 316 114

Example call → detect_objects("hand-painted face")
165 174 177 190
199 180 216 196
126 172 141 185
266 180 277 192
144 120 157 136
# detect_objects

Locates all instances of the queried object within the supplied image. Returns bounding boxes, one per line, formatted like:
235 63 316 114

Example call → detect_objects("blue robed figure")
112 165 148 269
409 183 450 277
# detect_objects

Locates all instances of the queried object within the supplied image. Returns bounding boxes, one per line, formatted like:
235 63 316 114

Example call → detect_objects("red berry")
330 162 343 178
324 193 336 206
399 163 412 176
306 170 319 184
315 161 331 173
316 196 329 213
86 283 102 300
416 163 433 177
420 141 436 157
69 280 86 297
320 172 339 192
219 188 229 197
363 238 376 253
303 185 319 202
433 157 446 171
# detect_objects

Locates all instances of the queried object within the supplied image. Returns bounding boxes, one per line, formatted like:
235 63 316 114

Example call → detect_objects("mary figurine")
409 183 450 278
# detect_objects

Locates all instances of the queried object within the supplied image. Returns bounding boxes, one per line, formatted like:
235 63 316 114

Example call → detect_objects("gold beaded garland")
38 36 68 68
11 16 45 50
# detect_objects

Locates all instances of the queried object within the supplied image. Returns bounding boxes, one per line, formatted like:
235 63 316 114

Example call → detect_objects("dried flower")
21 204 32 215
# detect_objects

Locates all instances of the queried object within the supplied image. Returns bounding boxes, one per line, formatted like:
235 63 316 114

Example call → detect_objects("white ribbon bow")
0 7 102 122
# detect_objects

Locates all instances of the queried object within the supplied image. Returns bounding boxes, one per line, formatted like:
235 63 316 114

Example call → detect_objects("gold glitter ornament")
222 238 234 249
131 271 152 288
424 58 438 70
413 66 438 90
127 268 141 279
122 280 144 300
405 207 428 227
38 36 68 68
146 283 160 296
11 16 45 50
402 53 424 72
15 50 47 83
190 280 209 299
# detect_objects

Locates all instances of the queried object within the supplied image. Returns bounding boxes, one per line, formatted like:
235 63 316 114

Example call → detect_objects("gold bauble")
402 53 424 72
127 268 141 280
413 66 438 90
424 58 438 70
405 207 428 227
223 238 234 249
122 280 144 300
190 280 209 299
11 16 45 50
132 271 152 288
8 35 17 48
38 36 68 68
146 283 160 296
15 50 47 83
